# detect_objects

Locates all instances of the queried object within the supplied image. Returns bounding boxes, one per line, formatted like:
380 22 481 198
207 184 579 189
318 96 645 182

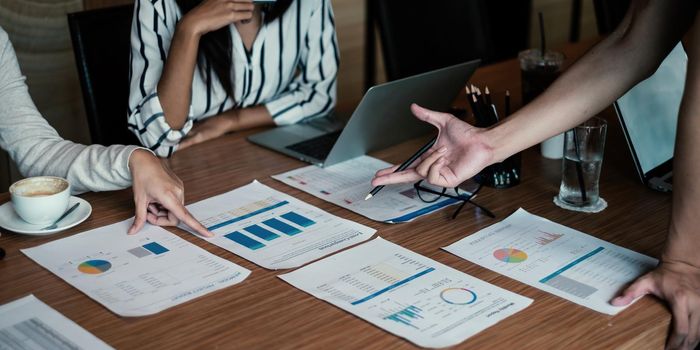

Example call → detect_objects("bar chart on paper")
22 220 250 317
184 181 375 269
280 238 532 348
444 208 658 314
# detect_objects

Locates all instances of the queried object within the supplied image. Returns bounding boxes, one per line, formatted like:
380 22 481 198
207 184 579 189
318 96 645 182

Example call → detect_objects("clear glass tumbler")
558 117 607 207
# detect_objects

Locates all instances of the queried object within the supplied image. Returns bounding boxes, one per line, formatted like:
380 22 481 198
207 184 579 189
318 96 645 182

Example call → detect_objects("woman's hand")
178 113 236 150
371 103 495 188
127 149 212 237
178 0 254 37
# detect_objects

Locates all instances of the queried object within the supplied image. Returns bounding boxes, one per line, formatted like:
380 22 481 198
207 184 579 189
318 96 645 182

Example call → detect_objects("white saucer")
0 196 92 235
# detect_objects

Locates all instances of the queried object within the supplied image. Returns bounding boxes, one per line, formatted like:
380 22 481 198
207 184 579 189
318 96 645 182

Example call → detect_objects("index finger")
160 195 213 238
371 169 423 186
374 165 400 177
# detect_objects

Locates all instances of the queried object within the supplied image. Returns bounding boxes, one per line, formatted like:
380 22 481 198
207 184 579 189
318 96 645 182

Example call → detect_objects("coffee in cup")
10 176 71 225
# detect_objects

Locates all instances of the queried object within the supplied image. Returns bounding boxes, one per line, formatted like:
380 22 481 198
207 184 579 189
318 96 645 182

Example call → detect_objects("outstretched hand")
371 104 494 188
611 260 700 350
127 149 212 237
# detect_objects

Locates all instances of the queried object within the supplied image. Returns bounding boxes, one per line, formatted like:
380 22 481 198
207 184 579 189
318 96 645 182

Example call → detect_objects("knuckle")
674 289 689 303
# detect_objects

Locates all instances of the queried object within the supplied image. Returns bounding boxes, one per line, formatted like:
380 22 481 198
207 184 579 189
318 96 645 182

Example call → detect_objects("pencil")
467 88 479 121
472 94 486 126
365 137 438 200
505 90 511 117
484 86 492 106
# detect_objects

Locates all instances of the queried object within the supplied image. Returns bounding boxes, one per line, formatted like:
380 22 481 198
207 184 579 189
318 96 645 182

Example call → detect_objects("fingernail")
438 147 447 153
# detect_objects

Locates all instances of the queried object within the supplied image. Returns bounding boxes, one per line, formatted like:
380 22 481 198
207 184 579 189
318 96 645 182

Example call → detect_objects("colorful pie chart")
78 260 112 274
493 248 528 263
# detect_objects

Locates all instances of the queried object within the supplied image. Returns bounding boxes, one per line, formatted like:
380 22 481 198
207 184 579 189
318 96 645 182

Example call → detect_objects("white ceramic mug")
9 176 71 225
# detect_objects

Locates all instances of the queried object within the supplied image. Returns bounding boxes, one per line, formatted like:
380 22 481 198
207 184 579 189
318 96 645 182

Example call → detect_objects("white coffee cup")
10 176 71 225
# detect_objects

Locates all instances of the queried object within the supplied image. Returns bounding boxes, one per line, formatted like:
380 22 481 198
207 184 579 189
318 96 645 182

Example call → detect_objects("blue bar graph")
224 231 265 250
263 218 302 236
384 305 422 329
281 212 316 227
142 242 169 255
207 201 289 231
244 224 280 241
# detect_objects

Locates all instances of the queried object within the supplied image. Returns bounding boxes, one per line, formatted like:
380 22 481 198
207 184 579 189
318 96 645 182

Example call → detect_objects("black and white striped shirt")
128 0 339 157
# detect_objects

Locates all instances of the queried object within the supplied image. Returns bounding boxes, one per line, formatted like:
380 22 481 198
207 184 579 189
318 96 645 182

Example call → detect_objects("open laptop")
614 42 687 192
248 60 480 167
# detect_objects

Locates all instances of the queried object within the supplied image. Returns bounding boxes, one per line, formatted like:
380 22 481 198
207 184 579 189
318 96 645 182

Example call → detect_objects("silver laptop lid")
614 42 686 185
323 60 480 167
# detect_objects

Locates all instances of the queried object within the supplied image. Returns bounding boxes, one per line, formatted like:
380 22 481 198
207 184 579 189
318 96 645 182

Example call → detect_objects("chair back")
373 0 530 81
593 0 631 35
68 4 139 146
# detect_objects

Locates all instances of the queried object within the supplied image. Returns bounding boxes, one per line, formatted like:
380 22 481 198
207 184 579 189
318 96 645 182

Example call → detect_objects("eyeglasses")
413 180 496 220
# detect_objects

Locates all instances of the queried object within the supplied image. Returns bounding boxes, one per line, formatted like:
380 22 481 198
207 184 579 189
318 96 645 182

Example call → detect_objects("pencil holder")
475 153 521 189
463 84 520 189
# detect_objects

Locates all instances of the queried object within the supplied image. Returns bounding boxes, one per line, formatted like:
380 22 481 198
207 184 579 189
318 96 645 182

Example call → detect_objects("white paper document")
273 156 465 223
0 294 112 349
279 237 532 348
443 208 659 315
183 181 376 269
22 220 250 317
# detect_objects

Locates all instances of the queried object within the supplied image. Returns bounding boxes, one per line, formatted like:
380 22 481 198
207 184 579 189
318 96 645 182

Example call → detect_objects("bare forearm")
157 24 200 130
220 105 274 131
487 0 694 163
665 25 700 264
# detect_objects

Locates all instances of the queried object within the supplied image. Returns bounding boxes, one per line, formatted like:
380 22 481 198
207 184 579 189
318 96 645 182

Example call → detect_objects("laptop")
614 42 687 192
248 60 480 167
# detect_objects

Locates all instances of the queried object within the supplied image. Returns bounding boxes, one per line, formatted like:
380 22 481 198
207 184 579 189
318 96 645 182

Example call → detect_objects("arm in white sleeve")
0 27 139 194
265 0 339 124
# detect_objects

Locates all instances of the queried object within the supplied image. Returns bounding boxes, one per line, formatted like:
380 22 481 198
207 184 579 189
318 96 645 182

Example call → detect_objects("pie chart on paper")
78 260 112 274
493 248 528 263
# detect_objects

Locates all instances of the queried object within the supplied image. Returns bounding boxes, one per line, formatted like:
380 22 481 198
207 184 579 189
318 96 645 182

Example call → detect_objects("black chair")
593 0 631 35
68 4 140 146
366 0 530 85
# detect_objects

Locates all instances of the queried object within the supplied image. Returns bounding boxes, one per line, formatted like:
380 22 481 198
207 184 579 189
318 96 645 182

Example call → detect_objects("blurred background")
0 0 600 190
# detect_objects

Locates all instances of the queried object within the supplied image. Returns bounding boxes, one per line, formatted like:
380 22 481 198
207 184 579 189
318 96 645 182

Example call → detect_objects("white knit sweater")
0 27 139 194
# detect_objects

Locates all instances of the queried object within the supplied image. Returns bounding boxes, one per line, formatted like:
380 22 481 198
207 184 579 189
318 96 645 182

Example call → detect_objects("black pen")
365 137 438 200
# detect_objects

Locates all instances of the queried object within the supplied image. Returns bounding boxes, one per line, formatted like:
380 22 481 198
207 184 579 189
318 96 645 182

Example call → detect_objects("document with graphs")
444 208 658 315
273 156 466 223
279 238 532 348
0 294 112 349
182 181 376 269
22 220 250 317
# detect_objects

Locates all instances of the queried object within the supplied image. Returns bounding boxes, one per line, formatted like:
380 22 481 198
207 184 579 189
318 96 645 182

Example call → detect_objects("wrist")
176 17 204 39
481 126 505 164
128 149 157 172
225 109 242 132
662 223 700 267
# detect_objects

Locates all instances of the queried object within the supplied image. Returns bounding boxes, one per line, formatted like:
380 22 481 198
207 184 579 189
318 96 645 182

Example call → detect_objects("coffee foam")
10 177 69 197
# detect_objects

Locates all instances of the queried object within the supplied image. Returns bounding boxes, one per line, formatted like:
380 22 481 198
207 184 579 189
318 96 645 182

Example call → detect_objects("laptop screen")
616 42 687 176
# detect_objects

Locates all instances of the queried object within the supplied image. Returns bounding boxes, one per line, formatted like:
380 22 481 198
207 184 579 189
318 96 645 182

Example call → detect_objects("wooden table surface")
0 39 672 349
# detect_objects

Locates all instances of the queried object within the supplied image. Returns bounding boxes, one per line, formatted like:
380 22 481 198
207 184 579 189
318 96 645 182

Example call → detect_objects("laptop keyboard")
285 131 342 160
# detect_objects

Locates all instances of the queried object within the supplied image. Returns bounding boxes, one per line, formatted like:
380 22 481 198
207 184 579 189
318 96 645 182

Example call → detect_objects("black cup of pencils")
465 84 521 189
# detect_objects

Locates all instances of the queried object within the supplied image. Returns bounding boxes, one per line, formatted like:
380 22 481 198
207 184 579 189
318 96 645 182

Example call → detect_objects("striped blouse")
128 0 339 157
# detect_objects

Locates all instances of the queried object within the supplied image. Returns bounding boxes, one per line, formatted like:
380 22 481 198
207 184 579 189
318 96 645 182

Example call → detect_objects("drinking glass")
558 117 607 207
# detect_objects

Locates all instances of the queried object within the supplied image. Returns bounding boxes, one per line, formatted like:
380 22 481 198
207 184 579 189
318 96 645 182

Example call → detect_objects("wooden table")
0 39 672 349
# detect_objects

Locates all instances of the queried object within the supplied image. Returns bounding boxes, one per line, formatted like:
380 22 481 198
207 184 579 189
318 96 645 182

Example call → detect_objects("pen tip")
364 194 372 201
